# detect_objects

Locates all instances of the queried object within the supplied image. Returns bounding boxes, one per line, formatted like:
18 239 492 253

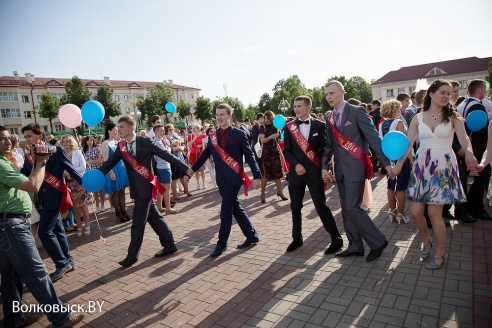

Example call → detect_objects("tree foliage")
244 104 258 121
270 75 309 115
138 83 174 124
93 84 121 125
61 76 90 134
38 92 61 133
487 57 492 94
177 100 191 124
194 96 213 124
222 96 245 122
258 93 272 113
324 75 373 108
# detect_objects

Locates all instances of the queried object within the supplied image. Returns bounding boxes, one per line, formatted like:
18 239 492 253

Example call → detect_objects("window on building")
8 127 19 135
428 68 443 76
408 86 416 94
22 95 30 103
24 111 32 119
386 89 394 97
43 126 48 133
178 95 183 101
459 80 468 90
125 107 130 114
0 92 19 102
114 95 120 102
50 93 65 99
37 95 42 103
123 95 129 101
133 93 144 100
186 94 194 100
397 87 405 94
55 125 66 132
1 108 21 118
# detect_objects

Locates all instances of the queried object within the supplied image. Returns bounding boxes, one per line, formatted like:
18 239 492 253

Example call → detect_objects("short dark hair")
415 90 427 105
118 115 136 127
467 79 486 95
450 80 460 88
21 123 44 138
410 91 417 100
0 125 7 132
216 103 233 115
371 99 381 107
347 98 361 106
256 113 264 120
294 95 312 106
153 124 164 132
396 93 410 101
150 115 161 125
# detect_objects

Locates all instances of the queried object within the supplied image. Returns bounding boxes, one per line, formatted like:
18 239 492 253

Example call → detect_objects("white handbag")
254 136 263 158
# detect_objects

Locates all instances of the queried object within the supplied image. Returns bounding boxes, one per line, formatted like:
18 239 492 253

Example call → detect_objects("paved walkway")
1 173 491 327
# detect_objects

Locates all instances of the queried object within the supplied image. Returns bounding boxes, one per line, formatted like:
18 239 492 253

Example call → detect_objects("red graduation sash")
209 131 252 196
285 120 327 189
26 153 73 212
118 139 165 200
326 112 374 179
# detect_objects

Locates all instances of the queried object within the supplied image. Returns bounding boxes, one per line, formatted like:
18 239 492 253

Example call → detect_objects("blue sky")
1 0 491 106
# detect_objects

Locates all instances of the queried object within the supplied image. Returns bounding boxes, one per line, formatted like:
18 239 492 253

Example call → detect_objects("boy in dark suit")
99 116 194 267
190 104 262 257
21 124 81 282
282 96 343 254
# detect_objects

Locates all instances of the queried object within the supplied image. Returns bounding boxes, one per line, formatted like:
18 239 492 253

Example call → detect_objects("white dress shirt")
298 117 311 140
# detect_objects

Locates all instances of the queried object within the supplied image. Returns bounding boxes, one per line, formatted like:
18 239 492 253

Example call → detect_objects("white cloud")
241 45 259 53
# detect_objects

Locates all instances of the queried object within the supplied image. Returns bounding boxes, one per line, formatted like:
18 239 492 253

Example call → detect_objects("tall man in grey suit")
99 116 194 267
322 81 391 262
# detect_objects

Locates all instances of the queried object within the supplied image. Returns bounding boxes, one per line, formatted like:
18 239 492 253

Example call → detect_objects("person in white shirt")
146 115 161 140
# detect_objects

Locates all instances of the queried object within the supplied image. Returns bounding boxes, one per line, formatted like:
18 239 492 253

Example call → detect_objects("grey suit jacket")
323 102 390 182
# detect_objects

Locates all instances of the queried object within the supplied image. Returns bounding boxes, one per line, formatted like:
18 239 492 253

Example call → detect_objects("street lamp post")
278 98 290 115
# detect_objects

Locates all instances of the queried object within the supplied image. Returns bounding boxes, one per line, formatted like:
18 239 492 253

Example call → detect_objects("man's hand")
295 164 306 176
457 148 465 157
322 169 335 183
253 179 261 189
183 168 194 182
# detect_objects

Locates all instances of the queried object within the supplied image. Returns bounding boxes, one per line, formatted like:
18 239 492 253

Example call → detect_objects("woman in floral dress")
392 80 477 270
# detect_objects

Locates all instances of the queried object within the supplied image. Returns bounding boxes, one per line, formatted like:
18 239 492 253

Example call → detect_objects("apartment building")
371 56 491 101
0 72 200 137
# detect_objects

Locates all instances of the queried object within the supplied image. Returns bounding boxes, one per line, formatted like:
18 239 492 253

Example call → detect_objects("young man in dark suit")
21 124 81 282
282 96 343 254
99 116 194 267
190 104 262 257
323 81 391 262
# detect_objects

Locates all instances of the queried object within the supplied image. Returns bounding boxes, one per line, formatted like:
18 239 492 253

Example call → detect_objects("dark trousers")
0 217 70 327
467 163 491 215
288 171 342 243
217 184 258 247
127 196 175 260
38 209 72 269
455 155 470 216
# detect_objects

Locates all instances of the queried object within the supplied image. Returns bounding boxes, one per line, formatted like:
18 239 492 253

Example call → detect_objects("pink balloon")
59 104 82 128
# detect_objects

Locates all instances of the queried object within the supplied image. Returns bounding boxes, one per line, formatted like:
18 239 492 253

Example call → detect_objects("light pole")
278 98 290 115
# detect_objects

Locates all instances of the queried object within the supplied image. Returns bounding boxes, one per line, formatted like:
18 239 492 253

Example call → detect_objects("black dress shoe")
458 213 477 223
286 241 303 252
20 312 44 327
210 246 226 257
237 238 259 249
335 249 364 257
366 241 388 262
118 257 137 267
155 245 178 257
474 212 492 220
324 242 343 255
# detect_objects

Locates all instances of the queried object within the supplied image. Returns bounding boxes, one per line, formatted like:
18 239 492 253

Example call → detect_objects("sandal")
396 213 409 224
388 213 397 223
172 193 181 201
185 192 193 197
76 229 83 238
84 226 91 236
420 237 433 260
426 255 447 270
166 209 179 215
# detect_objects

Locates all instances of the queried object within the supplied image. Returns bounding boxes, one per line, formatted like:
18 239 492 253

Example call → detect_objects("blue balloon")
382 131 408 161
466 110 488 131
82 169 105 192
273 114 286 129
81 100 105 126
165 102 176 113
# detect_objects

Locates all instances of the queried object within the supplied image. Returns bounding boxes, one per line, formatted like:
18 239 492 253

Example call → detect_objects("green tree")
93 84 121 125
244 104 258 121
38 92 61 133
271 75 309 114
349 76 373 103
177 100 191 124
61 76 91 134
258 93 272 113
194 96 213 124
310 87 327 113
222 97 245 122
486 57 492 94
324 76 358 109
138 84 174 124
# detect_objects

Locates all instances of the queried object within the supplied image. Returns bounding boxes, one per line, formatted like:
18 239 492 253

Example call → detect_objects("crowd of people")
1 78 491 326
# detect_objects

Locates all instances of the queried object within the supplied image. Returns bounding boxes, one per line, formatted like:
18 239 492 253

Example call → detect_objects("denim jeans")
38 209 73 269
0 216 70 327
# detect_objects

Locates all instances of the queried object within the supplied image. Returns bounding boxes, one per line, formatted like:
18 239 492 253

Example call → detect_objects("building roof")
372 56 491 85
0 75 200 91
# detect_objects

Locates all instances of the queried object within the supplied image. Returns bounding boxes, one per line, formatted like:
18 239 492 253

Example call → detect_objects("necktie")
127 140 135 156
334 111 341 129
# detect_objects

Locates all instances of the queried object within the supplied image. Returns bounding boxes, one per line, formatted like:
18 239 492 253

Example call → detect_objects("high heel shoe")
172 193 181 200
260 191 266 203
388 213 396 223
185 192 193 197
396 213 410 224
426 255 447 270
420 237 433 260
277 193 288 201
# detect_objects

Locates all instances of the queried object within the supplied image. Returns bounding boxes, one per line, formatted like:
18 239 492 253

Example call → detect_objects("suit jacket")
369 107 382 127
323 103 391 182
464 103 489 158
21 146 82 212
99 136 189 199
283 118 327 175
192 127 262 187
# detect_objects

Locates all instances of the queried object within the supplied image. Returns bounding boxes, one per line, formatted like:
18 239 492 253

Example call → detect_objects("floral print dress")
407 113 466 204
